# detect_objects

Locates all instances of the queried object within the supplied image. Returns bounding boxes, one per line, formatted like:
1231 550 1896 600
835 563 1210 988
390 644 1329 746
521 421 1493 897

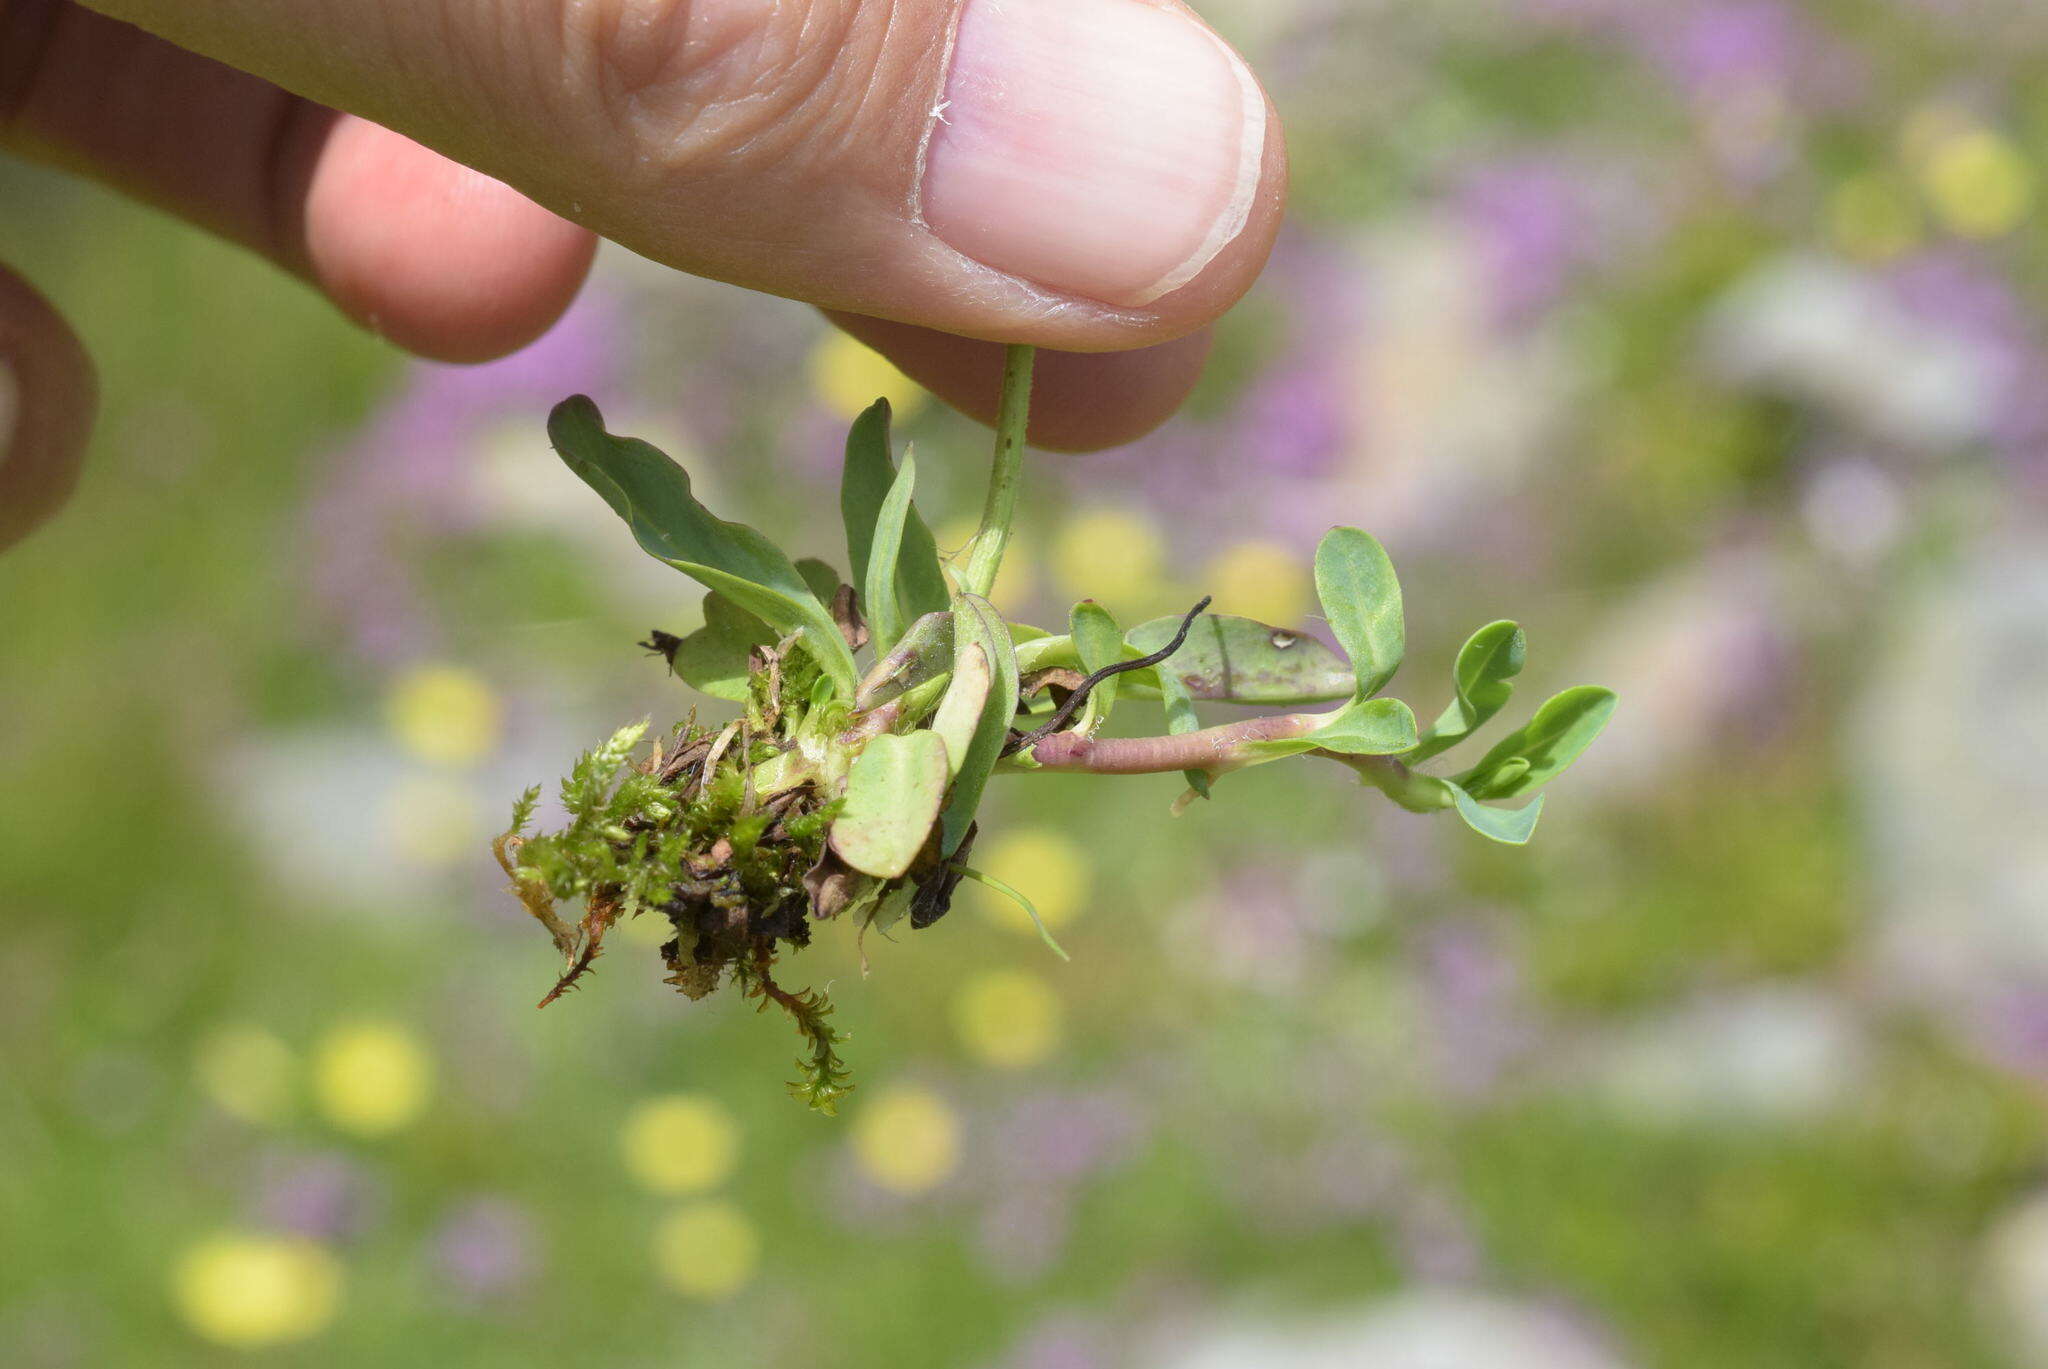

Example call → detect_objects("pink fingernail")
921 0 1267 308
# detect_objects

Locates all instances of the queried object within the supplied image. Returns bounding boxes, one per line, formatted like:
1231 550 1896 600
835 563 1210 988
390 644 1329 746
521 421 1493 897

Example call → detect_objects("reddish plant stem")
1018 715 1454 812
1023 713 1322 775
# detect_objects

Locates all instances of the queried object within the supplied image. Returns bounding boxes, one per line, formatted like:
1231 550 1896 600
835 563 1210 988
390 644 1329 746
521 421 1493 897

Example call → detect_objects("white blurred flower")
1586 987 1866 1127
1703 253 1996 450
1152 1290 1632 1369
1983 1190 2048 1364
1858 536 2048 1021
1572 546 1791 793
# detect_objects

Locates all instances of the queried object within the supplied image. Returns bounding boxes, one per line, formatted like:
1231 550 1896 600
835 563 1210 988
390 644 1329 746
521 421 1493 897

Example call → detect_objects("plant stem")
961 344 1036 600
1011 717 1459 813
1021 714 1323 774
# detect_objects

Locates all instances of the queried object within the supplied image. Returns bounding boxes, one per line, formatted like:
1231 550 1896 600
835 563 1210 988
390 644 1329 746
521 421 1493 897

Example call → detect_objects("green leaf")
1069 600 1125 727
1303 697 1420 755
1454 686 1617 799
1240 697 1420 760
930 642 991 777
1152 637 1211 800
838 400 950 624
829 731 951 878
550 396 857 696
1450 784 1544 845
863 450 919 654
1124 613 1355 706
939 594 1019 855
795 557 842 607
1315 527 1404 698
1465 757 1531 799
1409 620 1525 763
959 867 1069 961
668 591 777 701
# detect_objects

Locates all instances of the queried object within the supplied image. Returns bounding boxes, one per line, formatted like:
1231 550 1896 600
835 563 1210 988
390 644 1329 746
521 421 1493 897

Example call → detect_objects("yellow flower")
1203 539 1312 626
619 1095 742 1195
953 969 1064 1070
172 1235 341 1348
851 1084 961 1195
652 1201 761 1301
1050 506 1169 610
193 1026 296 1126
312 1022 432 1137
379 773 488 866
1920 128 2034 239
384 665 502 768
1827 173 1922 263
968 827 1092 934
809 331 929 423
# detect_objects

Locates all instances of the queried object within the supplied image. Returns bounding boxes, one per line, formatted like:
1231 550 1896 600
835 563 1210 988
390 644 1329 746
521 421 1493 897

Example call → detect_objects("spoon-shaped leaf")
930 642 991 778
1409 620 1526 763
1449 784 1544 845
550 396 857 696
1453 686 1616 799
939 594 1019 855
1315 527 1404 698
830 731 951 878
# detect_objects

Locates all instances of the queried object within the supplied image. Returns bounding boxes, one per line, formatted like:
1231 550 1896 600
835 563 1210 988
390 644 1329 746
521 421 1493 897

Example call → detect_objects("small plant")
495 347 1614 1112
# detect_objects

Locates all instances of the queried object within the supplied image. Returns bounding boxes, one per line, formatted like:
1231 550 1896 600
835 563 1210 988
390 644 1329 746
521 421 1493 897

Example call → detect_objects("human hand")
0 0 1286 550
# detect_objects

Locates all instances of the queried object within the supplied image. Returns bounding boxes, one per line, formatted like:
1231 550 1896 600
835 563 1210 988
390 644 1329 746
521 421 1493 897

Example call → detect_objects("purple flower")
1454 161 1594 327
253 1151 383 1242
992 1311 1114 1369
430 1196 541 1303
974 1189 1073 1284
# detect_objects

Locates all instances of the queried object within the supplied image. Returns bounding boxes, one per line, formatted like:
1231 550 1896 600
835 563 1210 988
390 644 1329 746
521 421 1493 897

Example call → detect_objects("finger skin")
2 1 599 363
74 0 1288 351
297 114 597 362
0 264 96 552
826 311 1212 453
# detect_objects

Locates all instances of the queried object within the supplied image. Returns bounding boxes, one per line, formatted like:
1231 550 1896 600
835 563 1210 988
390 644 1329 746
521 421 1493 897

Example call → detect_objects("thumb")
82 0 1285 350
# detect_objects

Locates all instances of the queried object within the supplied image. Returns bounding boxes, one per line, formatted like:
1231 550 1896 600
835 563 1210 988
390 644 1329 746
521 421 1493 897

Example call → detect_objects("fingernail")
0 358 18 472
921 0 1267 308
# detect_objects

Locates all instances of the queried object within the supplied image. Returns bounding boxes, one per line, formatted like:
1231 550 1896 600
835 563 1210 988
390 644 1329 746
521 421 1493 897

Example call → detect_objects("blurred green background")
8 1 2048 1365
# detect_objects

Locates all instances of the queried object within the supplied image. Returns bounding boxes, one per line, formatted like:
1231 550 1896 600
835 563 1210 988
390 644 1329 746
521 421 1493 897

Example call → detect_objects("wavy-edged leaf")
1410 620 1525 763
839 400 950 624
863 451 919 654
794 557 842 606
830 731 951 878
1315 527 1404 698
1454 686 1616 799
550 396 856 695
1450 784 1544 844
1069 600 1126 728
939 594 1019 855
668 591 776 702
1124 613 1355 705
1241 697 1420 760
